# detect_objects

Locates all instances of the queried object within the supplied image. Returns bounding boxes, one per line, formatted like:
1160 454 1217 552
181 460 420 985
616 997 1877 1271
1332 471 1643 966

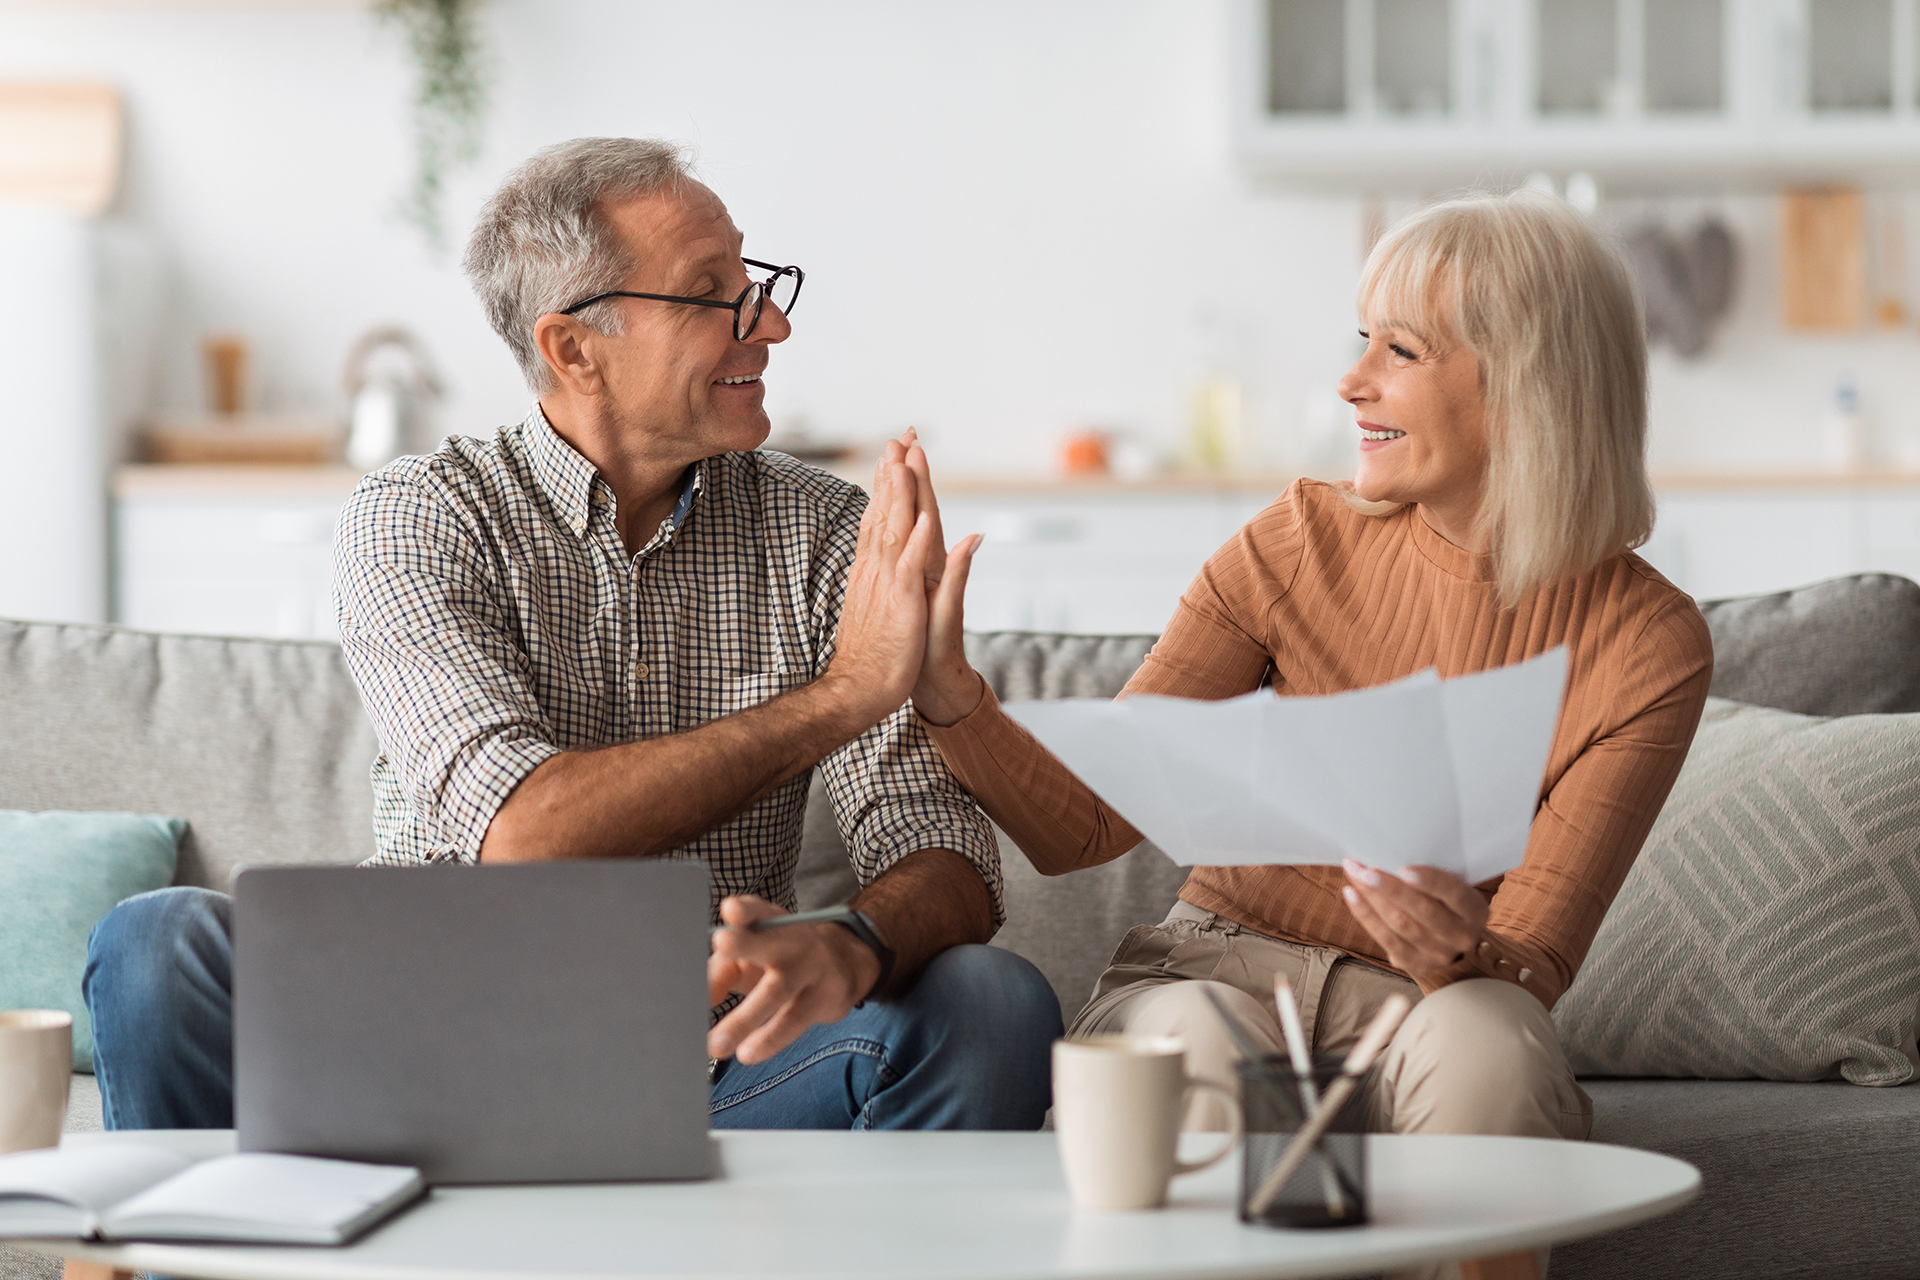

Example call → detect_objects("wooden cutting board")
0 81 122 215
1780 187 1865 331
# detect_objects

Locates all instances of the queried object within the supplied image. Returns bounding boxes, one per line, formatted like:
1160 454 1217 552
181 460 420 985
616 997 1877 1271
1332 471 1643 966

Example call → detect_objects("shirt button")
635 661 650 679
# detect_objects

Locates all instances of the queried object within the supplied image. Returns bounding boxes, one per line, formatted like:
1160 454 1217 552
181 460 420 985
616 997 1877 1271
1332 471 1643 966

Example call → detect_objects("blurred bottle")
1186 375 1243 473
203 334 247 416
1822 377 1867 470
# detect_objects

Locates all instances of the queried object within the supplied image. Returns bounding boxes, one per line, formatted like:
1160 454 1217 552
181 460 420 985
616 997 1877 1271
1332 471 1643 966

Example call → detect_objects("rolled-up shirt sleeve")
333 467 559 863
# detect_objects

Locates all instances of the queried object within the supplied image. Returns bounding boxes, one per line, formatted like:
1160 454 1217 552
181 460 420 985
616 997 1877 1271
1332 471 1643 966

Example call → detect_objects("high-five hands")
895 429 988 727
1340 859 1490 980
707 894 881 1064
820 446 938 726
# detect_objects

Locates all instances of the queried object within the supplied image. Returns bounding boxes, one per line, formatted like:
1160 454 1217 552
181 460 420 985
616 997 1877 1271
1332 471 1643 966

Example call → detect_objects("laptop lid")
234 861 716 1185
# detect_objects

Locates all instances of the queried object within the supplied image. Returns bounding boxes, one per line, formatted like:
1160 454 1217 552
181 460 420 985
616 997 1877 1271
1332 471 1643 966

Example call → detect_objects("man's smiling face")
591 182 790 459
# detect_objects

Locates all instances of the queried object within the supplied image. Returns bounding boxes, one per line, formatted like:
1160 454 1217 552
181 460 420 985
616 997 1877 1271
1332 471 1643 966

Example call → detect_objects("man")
84 136 1061 1132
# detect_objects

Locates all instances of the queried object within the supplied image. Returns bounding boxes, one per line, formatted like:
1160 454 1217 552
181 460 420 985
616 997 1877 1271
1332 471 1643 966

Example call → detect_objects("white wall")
0 0 1363 477
2 0 1919 478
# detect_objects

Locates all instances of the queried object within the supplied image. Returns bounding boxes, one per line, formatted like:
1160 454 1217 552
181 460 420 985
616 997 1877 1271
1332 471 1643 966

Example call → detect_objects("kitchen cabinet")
115 467 358 641
111 465 1920 642
1236 0 1920 187
1639 474 1920 599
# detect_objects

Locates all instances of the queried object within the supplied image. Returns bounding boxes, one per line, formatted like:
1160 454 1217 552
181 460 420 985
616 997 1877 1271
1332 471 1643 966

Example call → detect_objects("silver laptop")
233 861 718 1185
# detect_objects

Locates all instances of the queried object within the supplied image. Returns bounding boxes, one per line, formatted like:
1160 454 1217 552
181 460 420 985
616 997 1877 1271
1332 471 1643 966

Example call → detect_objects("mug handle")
1172 1078 1244 1175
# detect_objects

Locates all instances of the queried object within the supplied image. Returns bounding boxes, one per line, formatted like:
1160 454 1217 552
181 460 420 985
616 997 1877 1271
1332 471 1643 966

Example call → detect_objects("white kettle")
343 327 443 469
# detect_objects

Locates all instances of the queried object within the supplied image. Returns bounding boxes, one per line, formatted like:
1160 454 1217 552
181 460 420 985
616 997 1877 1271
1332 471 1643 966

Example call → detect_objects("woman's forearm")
922 682 1146 874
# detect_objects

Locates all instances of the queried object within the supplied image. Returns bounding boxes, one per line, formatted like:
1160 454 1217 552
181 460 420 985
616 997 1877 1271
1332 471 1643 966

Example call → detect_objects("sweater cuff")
1420 931 1558 1007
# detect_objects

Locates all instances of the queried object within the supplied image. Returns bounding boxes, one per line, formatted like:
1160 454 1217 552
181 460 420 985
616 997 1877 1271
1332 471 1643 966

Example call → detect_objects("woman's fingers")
1342 859 1483 971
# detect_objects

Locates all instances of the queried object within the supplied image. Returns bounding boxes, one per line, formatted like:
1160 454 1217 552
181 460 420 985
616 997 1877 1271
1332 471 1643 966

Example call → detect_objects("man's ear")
532 313 605 397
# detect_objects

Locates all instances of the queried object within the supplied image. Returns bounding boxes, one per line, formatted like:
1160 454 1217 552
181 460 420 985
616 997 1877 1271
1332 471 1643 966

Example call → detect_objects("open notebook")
0 1144 424 1245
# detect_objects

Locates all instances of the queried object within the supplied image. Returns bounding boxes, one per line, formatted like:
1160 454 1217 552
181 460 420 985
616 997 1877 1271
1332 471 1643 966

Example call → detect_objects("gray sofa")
4 572 1919 1280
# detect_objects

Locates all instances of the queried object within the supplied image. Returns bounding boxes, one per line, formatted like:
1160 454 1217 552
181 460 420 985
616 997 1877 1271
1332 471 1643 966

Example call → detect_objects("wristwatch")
832 909 896 1006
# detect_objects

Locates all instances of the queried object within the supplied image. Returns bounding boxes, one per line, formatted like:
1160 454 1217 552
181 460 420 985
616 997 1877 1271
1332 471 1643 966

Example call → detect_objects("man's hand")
818 448 937 727
1340 859 1490 979
707 895 882 1065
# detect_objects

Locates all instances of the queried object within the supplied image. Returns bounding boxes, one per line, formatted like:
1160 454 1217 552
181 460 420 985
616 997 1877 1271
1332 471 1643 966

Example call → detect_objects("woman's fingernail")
1342 886 1359 905
1343 859 1379 886
1397 867 1422 885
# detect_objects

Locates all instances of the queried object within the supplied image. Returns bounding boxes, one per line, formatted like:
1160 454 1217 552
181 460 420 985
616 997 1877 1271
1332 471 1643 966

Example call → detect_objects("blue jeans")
85 886 1061 1133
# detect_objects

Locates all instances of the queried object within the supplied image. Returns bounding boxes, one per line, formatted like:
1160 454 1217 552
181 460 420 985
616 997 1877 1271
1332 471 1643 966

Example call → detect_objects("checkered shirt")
331 407 1003 925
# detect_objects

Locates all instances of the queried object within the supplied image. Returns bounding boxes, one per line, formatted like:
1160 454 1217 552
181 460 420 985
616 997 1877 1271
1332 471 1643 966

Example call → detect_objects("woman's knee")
1379 978 1584 1138
1396 977 1554 1061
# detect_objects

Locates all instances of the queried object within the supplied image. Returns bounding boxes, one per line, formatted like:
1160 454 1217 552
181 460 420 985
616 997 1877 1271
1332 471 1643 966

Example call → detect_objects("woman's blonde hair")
1350 188 1653 604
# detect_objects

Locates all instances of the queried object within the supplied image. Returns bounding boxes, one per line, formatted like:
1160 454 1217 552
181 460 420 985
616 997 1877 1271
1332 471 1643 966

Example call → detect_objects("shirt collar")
521 405 601 539
520 405 709 546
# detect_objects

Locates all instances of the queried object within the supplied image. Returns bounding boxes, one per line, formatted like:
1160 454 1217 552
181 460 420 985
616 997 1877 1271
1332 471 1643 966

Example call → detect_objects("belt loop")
1292 948 1341 1050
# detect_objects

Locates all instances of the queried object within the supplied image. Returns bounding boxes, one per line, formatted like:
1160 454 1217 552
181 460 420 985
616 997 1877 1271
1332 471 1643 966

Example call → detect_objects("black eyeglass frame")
557 257 803 341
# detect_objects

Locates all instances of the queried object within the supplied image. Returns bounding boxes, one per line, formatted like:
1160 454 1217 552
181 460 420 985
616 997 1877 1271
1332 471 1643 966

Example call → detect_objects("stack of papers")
1003 648 1567 882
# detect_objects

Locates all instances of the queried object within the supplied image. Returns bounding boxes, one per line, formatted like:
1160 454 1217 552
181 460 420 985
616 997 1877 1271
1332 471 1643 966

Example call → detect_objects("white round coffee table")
24 1128 1698 1280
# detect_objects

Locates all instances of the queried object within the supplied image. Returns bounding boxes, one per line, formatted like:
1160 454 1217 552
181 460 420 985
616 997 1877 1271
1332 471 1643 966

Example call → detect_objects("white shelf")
1234 0 1920 189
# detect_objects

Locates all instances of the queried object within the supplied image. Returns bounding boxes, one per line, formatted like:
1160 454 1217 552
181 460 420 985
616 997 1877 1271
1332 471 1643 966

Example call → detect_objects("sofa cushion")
0 620 379 890
1554 697 1920 1085
1553 1078 1920 1280
0 811 183 1070
1700 572 1920 715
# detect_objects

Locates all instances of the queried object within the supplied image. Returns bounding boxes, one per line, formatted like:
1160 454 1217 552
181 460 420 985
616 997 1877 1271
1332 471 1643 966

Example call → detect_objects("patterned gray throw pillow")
1553 697 1920 1085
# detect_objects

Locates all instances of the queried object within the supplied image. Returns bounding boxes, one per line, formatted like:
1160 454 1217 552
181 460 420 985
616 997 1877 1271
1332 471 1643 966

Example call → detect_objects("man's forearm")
848 847 996 999
481 675 873 862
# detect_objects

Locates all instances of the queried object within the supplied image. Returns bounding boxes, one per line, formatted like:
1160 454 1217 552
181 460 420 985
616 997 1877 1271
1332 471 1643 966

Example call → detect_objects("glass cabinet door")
1374 0 1453 115
1538 0 1617 113
1266 0 1347 112
1645 0 1726 112
1809 0 1894 110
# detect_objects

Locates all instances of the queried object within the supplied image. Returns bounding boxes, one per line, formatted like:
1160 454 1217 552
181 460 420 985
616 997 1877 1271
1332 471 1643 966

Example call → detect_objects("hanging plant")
376 0 489 251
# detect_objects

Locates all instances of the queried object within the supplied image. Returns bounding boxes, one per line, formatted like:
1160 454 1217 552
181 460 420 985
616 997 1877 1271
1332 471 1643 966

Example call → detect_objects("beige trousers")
1071 903 1591 1280
1072 901 1592 1139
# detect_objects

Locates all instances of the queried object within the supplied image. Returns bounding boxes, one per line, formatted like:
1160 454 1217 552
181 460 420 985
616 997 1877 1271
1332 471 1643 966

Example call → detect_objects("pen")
709 905 861 935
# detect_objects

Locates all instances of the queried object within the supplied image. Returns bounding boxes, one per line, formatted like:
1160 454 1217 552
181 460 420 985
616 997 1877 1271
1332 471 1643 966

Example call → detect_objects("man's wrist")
818 920 887 1004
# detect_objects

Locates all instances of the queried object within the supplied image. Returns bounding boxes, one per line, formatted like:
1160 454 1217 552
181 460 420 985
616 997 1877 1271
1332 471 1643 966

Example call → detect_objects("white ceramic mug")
0 1010 72 1154
1052 1034 1243 1210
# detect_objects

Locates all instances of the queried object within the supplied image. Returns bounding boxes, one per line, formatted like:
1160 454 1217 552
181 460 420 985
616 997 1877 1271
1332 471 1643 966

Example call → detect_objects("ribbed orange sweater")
927 480 1713 1007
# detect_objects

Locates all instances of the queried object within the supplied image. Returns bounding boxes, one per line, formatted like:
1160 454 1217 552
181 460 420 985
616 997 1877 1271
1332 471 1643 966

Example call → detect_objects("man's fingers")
897 510 935 592
707 966 796 1059
733 1001 822 1066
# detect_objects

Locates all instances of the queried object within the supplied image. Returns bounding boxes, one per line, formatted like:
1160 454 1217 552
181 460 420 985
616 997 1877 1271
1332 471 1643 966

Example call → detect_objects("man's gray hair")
464 137 695 392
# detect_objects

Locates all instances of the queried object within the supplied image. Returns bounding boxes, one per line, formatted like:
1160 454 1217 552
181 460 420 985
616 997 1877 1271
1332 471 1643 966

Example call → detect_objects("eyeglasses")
558 258 803 342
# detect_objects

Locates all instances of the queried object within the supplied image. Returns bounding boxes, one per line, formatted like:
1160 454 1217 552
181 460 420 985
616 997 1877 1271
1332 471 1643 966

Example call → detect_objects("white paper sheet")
1003 647 1568 878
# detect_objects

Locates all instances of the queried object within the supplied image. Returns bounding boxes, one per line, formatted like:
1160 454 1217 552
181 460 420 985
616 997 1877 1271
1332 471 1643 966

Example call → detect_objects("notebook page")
0 1144 193 1237
101 1152 423 1245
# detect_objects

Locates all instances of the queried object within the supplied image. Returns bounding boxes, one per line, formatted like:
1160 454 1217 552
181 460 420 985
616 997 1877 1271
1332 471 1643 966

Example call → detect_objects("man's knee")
1380 978 1585 1138
907 944 1063 1053
85 887 233 1012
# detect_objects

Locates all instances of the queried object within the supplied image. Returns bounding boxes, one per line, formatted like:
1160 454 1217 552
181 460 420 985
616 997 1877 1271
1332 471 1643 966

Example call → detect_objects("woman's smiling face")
1337 301 1492 549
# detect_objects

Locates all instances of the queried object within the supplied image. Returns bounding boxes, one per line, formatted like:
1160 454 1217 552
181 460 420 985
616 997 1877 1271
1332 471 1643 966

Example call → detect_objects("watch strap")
832 909 896 1006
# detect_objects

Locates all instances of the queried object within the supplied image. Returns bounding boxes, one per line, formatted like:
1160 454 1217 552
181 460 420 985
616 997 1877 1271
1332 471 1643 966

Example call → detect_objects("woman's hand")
1340 858 1489 980
896 430 987 727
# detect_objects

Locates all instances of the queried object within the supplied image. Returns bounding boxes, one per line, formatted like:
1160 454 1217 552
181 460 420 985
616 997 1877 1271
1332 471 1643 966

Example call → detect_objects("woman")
901 189 1712 1151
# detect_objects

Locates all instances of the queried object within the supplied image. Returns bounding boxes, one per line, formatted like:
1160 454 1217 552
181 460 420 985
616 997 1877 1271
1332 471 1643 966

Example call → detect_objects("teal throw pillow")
0 810 185 1071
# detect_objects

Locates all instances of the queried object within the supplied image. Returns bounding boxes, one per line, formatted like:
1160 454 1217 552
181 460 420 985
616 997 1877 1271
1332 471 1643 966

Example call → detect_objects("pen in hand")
709 905 861 936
